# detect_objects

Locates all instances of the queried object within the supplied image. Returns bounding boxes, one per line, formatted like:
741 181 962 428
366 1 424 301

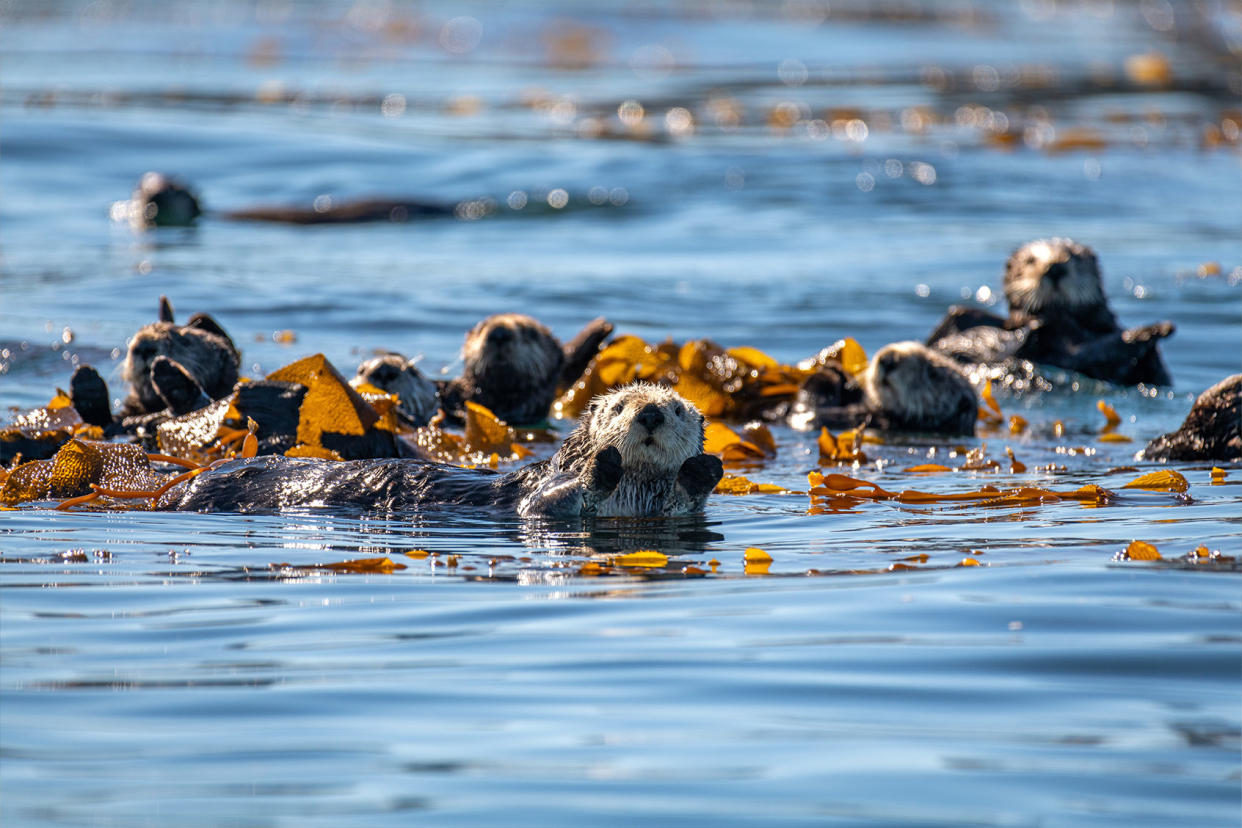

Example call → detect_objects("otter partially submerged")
164 384 723 518
116 172 452 229
791 341 978 436
439 313 614 426
122 296 240 418
927 238 1174 386
1142 374 1241 462
352 354 440 428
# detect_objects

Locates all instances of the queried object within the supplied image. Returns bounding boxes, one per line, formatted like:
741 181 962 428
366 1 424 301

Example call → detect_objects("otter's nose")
487 326 514 345
636 403 664 433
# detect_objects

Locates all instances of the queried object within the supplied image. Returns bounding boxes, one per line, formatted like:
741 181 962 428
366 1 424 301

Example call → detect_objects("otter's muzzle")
1045 261 1069 283
636 403 664 433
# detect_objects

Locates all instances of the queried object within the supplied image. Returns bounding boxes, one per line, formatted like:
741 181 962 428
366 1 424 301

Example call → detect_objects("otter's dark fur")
791 342 978 436
439 314 613 426
121 297 240 418
352 354 439 428
164 384 722 517
122 172 202 228
1142 374 1241 462
927 238 1174 387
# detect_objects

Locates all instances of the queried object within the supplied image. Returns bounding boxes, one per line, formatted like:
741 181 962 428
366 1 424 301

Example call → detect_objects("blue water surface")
2 1 1240 825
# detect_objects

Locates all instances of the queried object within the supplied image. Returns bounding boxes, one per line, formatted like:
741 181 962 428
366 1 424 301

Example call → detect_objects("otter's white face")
584 384 704 473
462 313 561 384
1004 237 1104 316
863 341 977 430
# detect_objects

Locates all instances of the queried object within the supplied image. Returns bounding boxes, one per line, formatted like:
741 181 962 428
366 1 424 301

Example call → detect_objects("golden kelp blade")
313 557 407 574
464 401 513 453
268 353 379 446
1122 540 1162 561
1122 470 1189 493
715 474 786 495
704 422 744 455
612 550 668 568
1097 399 1121 429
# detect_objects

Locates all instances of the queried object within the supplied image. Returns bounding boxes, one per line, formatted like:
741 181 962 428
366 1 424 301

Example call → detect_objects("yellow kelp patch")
1 439 163 507
268 353 379 445
555 335 814 422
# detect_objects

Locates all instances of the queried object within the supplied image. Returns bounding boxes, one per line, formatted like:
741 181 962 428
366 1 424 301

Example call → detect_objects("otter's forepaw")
589 446 624 495
678 454 724 498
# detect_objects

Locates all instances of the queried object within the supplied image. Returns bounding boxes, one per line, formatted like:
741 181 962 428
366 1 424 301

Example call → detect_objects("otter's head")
862 341 977 435
123 321 239 415
131 172 202 228
561 384 705 474
1003 238 1105 319
461 313 563 390
352 353 439 428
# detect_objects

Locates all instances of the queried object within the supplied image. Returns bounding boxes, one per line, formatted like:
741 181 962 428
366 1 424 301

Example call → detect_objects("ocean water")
1 1 1240 825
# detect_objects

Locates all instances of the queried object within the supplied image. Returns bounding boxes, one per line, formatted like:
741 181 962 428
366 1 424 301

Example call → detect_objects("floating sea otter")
116 172 612 228
927 238 1174 386
791 341 978 436
436 313 614 427
1142 374 1241 462
120 296 240 419
163 384 724 517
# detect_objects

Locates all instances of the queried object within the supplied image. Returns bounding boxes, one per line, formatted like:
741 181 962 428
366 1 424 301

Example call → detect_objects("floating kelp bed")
3 337 1234 576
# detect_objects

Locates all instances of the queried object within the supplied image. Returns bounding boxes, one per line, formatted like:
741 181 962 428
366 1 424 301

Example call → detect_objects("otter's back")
165 456 513 513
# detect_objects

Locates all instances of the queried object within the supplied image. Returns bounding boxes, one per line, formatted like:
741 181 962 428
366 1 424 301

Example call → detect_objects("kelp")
0 391 103 465
804 468 1195 511
555 335 816 422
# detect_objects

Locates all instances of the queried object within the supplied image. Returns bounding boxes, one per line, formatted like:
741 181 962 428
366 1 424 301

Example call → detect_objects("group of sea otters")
9 175 1237 518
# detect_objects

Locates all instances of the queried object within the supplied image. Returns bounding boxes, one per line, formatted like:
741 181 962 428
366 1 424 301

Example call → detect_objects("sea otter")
438 313 614 426
352 354 440 428
1141 374 1241 462
927 238 1174 387
117 172 452 228
163 384 724 517
121 297 240 418
117 172 617 228
791 341 978 436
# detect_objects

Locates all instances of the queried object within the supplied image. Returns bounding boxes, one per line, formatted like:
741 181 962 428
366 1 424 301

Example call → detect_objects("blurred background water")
1 1 1240 825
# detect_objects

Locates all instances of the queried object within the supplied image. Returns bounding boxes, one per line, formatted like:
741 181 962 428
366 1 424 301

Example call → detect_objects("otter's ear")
186 312 238 355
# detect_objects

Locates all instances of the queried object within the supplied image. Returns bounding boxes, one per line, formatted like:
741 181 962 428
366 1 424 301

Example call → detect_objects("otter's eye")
673 403 685 418
612 402 625 415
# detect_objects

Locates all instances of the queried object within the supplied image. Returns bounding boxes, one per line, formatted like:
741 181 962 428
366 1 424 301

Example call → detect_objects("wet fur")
861 342 978 435
131 172 202 228
166 384 722 518
1142 374 1241 462
352 353 439 428
122 305 240 417
442 313 566 425
927 238 1173 386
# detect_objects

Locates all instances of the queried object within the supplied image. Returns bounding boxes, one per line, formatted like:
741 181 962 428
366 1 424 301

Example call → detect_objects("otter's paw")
678 454 724 498
151 356 210 416
589 446 624 495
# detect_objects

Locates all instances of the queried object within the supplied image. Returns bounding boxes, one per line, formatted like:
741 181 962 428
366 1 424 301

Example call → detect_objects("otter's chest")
597 476 677 517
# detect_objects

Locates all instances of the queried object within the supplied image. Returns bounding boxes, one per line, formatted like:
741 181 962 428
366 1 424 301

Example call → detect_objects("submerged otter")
439 313 614 426
118 172 617 228
1142 374 1241 462
163 384 724 517
791 341 978 436
352 354 440 428
927 238 1174 386
122 297 240 418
